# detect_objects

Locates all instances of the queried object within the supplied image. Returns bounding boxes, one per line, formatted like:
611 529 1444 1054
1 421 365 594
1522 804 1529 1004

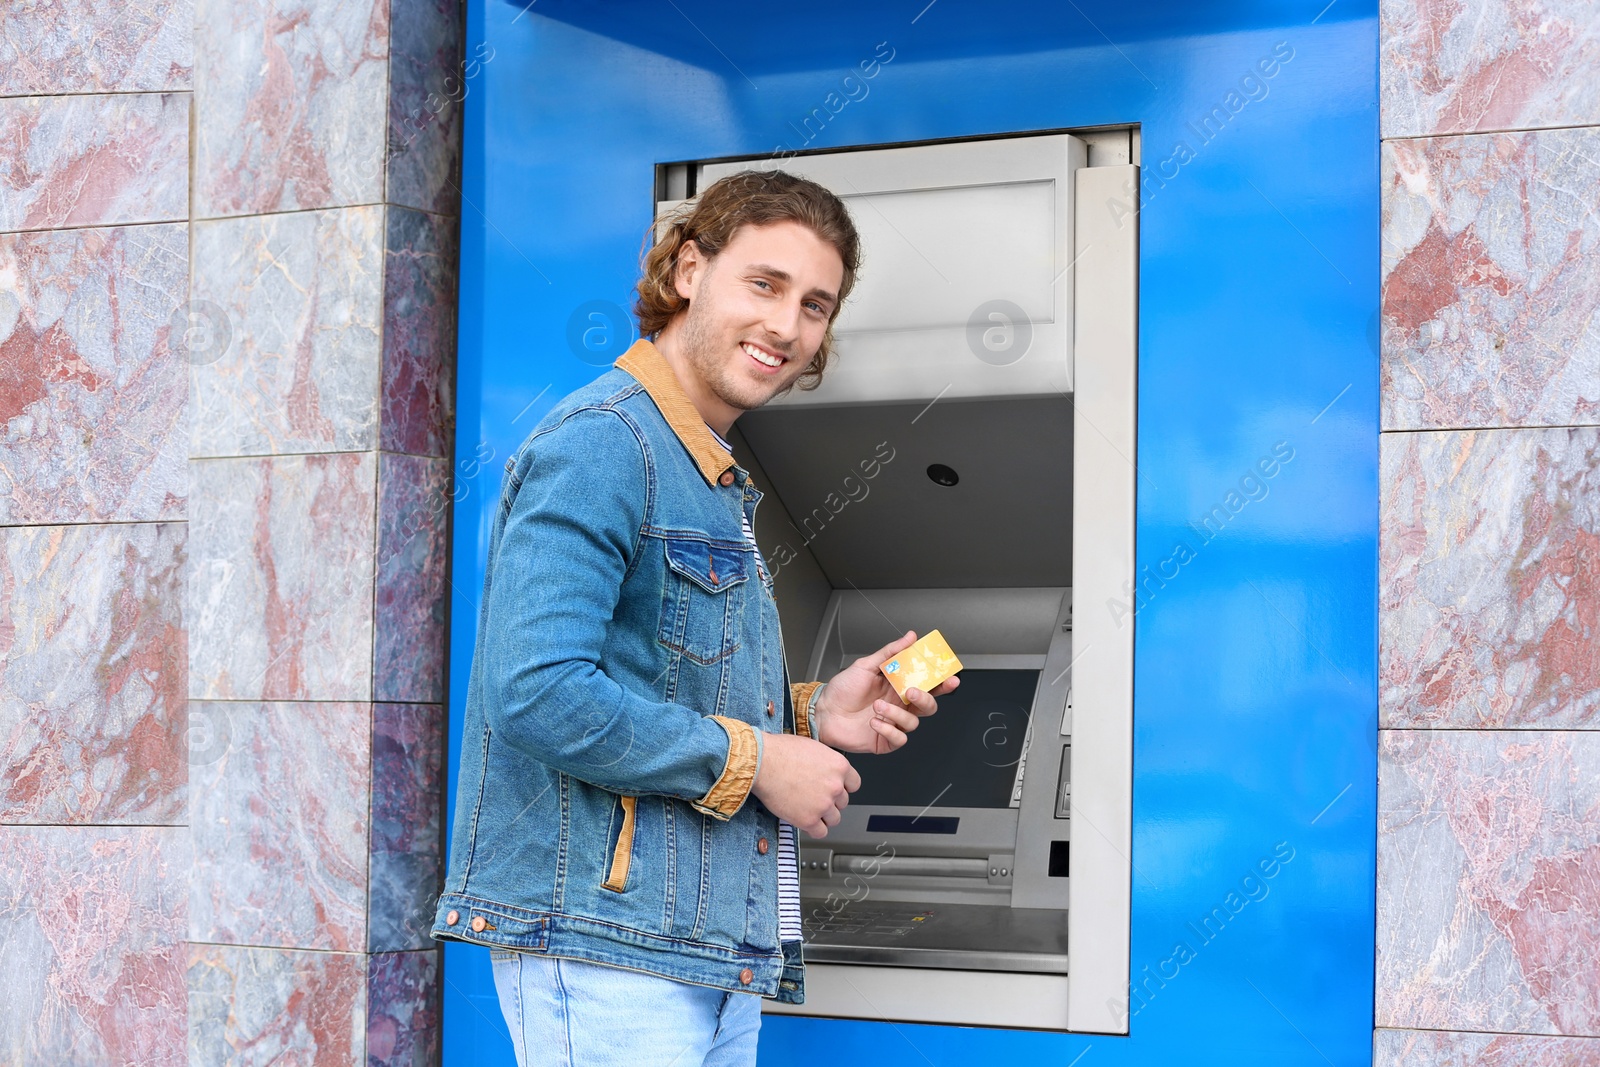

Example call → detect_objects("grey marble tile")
190 208 384 458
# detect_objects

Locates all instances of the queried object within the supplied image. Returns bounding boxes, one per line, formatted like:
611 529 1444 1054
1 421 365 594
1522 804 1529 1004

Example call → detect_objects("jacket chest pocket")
657 537 748 665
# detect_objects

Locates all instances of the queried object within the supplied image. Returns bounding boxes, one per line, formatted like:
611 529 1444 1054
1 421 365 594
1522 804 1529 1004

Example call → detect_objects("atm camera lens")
927 463 959 487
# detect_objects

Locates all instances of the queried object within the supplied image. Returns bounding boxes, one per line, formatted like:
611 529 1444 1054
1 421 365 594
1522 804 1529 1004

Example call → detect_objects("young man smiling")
433 170 957 1067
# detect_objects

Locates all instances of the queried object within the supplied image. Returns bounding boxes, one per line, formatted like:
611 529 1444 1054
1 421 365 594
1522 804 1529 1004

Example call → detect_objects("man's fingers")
843 764 862 792
821 805 842 828
899 688 941 716
871 717 909 752
876 701 923 731
860 630 917 668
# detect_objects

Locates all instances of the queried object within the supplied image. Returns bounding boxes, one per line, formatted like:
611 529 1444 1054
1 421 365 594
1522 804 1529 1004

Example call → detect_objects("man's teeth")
742 342 782 367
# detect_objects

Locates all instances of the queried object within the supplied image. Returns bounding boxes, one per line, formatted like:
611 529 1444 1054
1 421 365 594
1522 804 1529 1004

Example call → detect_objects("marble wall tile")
191 208 383 458
194 0 390 218
1382 130 1600 432
0 223 188 525
188 944 365 1066
374 454 449 704
367 950 441 1067
189 452 376 701
1377 730 1600 1036
0 0 194 96
189 700 369 952
381 206 458 458
0 826 187 1067
0 93 189 232
369 703 443 952
1380 0 1600 139
1377 1028 1600 1066
0 523 186 824
386 0 464 216
1381 427 1600 730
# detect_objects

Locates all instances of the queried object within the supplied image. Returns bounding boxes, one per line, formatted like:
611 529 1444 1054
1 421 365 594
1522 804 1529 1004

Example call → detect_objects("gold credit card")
879 629 963 698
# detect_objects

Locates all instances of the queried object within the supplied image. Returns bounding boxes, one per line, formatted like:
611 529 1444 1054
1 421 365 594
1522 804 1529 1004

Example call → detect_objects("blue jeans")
490 949 763 1067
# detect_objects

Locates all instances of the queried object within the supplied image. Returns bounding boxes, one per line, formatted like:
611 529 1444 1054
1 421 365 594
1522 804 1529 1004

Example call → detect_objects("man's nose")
763 298 804 345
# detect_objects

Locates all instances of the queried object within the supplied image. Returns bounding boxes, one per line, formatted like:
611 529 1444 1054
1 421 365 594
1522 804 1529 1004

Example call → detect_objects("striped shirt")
706 423 804 945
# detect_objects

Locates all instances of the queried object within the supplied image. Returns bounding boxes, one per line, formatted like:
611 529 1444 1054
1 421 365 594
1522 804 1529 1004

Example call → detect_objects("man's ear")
673 240 706 301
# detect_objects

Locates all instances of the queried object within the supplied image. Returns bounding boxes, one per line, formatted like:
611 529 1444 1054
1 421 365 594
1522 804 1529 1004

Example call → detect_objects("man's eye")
805 302 826 315
752 279 773 291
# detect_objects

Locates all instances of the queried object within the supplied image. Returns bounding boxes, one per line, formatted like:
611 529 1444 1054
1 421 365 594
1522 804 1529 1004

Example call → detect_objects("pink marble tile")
0 0 194 95
1377 730 1600 1036
386 0 464 216
368 703 443 951
0 93 188 232
367 950 440 1067
189 701 370 952
194 0 390 217
188 944 365 1066
1381 428 1600 729
0 523 186 824
0 223 188 525
191 208 383 457
189 452 376 702
1382 130 1600 432
374 454 448 704
1377 1028 1600 1066
380 206 457 458
1381 0 1600 138
0 826 186 1066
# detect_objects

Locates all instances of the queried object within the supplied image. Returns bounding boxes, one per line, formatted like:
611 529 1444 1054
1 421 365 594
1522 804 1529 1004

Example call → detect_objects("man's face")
672 220 845 413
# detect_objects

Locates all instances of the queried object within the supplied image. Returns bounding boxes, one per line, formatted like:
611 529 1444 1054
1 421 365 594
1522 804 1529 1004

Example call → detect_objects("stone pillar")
0 0 461 1062
183 0 461 1062
1376 1 1600 1062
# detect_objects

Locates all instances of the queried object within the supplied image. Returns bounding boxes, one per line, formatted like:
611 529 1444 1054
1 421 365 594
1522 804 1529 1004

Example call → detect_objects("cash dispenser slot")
674 129 1137 1032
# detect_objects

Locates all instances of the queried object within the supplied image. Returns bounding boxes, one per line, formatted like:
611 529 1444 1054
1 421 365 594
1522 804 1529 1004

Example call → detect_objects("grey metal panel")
1010 591 1074 910
701 135 1087 406
800 900 1069 973
797 803 1019 862
737 396 1071 590
1065 164 1137 1035
725 422 831 680
827 587 1066 657
762 964 1070 1030
805 944 1067 973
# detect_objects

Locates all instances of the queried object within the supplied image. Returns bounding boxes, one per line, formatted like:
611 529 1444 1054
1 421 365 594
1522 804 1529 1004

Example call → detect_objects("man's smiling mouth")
741 341 786 369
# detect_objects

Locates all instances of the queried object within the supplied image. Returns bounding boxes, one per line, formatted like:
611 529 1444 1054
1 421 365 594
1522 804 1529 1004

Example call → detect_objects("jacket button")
719 470 735 487
445 910 459 926
757 837 770 855
739 968 754 985
470 915 487 932
766 700 774 717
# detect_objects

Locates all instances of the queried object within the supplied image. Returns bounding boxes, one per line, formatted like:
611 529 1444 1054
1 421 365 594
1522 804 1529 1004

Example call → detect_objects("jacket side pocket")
602 795 637 892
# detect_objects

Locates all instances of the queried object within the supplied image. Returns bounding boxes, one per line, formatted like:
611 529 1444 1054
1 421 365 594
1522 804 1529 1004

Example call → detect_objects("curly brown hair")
634 169 861 392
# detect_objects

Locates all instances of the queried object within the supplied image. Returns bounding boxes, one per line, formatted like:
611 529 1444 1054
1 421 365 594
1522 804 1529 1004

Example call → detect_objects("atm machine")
658 132 1137 1033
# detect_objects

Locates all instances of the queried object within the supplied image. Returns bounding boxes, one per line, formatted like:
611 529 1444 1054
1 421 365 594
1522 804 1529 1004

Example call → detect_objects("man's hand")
752 732 860 837
814 631 960 755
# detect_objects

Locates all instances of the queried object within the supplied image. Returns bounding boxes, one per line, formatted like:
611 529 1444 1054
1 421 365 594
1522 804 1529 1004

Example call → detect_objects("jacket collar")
615 338 736 487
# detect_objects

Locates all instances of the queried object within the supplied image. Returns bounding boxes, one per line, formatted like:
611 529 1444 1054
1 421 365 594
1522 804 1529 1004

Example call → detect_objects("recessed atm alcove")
658 132 1139 1033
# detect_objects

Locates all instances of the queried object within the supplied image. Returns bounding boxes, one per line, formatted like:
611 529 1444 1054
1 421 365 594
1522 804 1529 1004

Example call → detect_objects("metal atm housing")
657 132 1137 1033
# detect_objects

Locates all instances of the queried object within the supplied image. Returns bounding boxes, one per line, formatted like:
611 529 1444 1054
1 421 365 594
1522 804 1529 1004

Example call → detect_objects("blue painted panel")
445 2 1378 1063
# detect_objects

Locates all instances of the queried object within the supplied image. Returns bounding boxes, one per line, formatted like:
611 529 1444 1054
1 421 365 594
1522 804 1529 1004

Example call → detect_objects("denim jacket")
432 339 825 1003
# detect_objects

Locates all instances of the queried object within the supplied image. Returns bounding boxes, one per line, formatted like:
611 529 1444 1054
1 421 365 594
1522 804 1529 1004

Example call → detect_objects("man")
432 170 957 1067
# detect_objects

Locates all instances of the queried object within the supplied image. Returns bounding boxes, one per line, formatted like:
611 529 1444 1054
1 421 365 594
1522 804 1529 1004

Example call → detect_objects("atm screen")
846 669 1040 810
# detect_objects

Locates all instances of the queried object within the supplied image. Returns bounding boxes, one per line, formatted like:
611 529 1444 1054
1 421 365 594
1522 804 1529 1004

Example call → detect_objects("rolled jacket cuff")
693 716 762 819
790 681 825 740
